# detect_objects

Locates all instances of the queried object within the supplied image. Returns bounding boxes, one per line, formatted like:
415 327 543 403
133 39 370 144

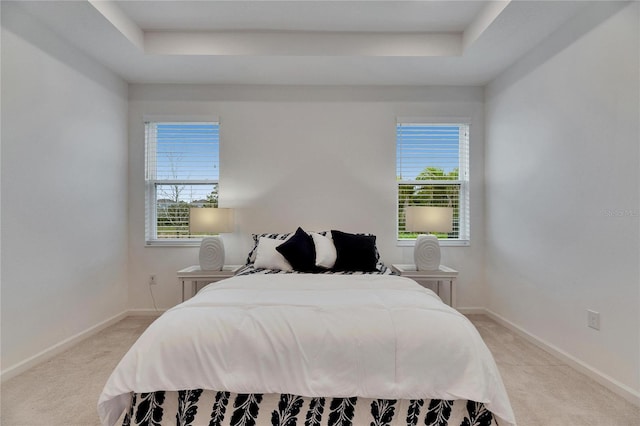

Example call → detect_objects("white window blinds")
397 122 470 242
145 122 220 244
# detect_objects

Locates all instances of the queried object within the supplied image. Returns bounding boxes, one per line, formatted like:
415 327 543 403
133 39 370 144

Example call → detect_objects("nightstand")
177 265 242 301
391 264 458 308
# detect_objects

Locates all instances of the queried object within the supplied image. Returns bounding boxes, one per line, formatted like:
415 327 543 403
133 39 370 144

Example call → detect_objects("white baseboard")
456 307 487 315
1 311 129 382
127 308 166 317
482 308 640 408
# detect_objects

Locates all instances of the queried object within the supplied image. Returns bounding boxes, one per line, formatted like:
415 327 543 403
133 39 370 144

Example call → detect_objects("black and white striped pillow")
246 233 292 265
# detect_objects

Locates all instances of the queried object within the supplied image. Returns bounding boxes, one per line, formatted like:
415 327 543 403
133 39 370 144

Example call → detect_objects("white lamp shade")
189 208 234 234
405 206 453 233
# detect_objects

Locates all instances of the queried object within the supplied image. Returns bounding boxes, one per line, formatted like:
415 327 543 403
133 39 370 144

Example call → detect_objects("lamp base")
199 236 225 271
414 234 441 271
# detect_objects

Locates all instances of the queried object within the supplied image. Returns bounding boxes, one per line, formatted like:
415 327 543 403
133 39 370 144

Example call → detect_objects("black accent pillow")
331 230 378 272
275 227 317 272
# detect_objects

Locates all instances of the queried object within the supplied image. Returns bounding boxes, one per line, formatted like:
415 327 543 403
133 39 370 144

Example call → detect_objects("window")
145 121 220 245
397 121 469 243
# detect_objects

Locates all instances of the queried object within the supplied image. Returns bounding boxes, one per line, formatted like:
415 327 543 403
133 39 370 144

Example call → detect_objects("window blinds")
145 122 220 242
145 122 219 181
397 123 469 241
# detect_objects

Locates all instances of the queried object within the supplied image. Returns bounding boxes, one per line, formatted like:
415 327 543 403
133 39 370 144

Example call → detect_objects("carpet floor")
1 314 638 426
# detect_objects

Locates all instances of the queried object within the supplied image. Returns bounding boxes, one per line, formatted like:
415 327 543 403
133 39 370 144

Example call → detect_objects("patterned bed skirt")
123 390 496 426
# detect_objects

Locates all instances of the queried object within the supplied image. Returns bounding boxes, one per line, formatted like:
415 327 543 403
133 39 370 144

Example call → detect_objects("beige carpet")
1 315 638 426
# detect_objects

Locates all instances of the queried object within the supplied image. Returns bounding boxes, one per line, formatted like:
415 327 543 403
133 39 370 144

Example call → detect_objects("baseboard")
127 308 166 317
456 307 487 315
482 308 640 408
1 311 129 383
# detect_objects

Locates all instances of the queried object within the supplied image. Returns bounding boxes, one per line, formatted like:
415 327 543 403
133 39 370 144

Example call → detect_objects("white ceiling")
13 0 594 86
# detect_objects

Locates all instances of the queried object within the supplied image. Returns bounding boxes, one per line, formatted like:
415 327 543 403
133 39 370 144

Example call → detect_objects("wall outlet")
149 274 157 285
587 310 600 330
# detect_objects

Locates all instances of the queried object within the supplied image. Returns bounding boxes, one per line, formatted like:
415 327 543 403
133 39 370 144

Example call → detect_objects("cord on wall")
148 282 159 312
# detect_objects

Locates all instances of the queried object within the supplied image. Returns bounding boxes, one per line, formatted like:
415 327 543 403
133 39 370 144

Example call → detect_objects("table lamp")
405 206 453 271
189 208 234 270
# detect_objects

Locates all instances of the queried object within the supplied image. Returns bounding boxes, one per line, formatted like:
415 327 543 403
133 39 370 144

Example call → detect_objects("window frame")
144 117 220 247
396 118 470 246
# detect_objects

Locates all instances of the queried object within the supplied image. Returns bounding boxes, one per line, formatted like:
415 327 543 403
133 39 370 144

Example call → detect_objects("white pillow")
311 232 337 269
254 237 293 271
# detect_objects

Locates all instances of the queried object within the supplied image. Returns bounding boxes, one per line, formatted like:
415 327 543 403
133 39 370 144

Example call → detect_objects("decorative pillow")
247 233 291 264
331 230 378 272
253 237 293 271
311 232 337 269
276 227 317 272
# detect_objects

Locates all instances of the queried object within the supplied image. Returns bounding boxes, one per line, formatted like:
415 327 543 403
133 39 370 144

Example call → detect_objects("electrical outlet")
587 310 600 330
149 274 157 285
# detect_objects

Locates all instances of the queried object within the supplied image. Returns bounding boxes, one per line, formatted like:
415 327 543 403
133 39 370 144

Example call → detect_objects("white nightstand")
391 264 458 308
177 265 242 301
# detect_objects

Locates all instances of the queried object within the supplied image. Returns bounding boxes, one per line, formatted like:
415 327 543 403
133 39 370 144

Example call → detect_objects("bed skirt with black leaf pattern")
122 390 497 426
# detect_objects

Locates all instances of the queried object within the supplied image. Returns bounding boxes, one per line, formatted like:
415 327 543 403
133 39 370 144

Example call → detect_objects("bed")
98 230 515 426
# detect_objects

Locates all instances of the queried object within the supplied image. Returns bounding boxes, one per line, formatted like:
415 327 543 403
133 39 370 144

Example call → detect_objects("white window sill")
146 240 202 247
397 239 470 247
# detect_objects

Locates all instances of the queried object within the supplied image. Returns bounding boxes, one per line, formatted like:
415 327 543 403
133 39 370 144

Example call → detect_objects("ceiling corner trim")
462 0 511 51
88 0 144 50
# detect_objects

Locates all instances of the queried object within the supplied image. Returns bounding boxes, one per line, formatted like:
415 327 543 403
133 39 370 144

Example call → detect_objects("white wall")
128 85 486 310
485 2 639 396
1 3 129 373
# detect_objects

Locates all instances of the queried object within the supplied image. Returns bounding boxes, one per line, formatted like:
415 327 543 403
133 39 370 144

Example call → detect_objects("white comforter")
98 273 515 426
